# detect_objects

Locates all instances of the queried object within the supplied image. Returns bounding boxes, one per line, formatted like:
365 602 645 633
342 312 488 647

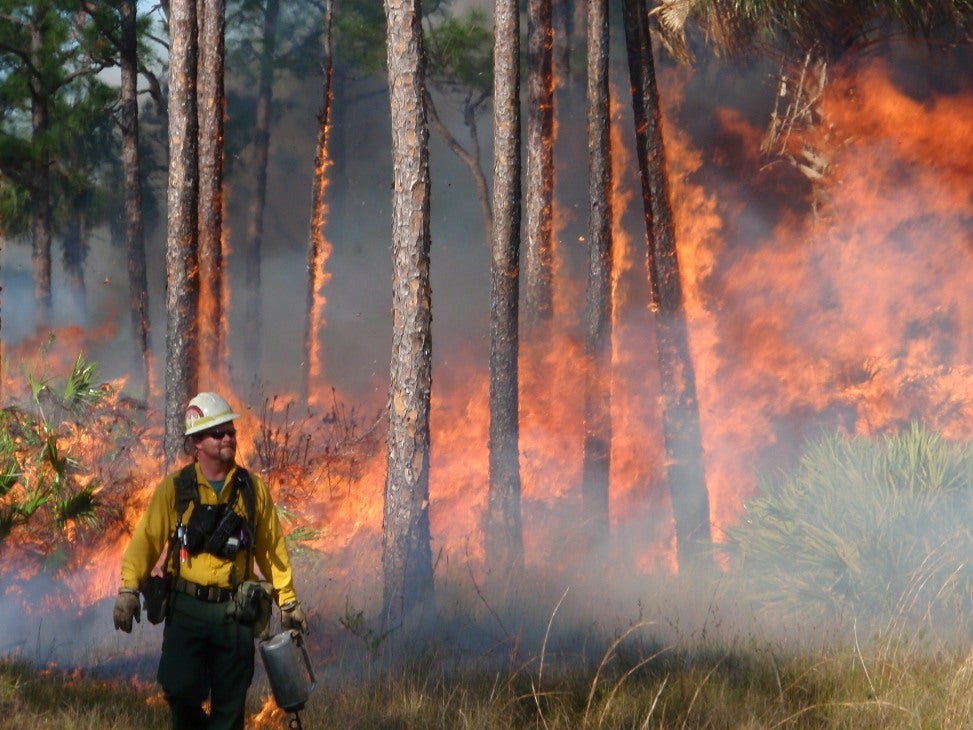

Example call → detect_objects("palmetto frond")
54 484 99 529
727 423 973 629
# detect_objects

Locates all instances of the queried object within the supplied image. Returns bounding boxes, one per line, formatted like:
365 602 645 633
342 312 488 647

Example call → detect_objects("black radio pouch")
142 574 172 624
184 503 221 555
205 507 246 558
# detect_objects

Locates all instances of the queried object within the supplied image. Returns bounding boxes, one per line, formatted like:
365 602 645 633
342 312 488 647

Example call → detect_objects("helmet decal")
185 405 204 430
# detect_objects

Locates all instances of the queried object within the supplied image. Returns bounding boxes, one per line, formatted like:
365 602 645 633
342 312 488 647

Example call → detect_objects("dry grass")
4 614 973 730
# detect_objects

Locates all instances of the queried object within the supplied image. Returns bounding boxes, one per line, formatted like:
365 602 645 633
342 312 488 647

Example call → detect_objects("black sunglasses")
204 428 237 440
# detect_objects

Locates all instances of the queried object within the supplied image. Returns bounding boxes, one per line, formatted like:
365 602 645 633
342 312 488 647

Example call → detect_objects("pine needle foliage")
726 423 973 634
657 0 973 62
424 8 493 95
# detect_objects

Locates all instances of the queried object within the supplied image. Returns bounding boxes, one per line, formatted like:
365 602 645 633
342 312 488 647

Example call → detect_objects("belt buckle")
194 584 208 601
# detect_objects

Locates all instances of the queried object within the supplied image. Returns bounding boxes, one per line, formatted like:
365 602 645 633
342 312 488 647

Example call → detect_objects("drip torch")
259 629 316 729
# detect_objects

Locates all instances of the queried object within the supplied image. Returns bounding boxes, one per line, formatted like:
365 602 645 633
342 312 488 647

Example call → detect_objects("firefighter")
113 391 308 730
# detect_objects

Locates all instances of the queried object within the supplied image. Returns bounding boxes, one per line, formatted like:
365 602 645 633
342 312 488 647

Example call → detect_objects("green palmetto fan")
0 432 21 499
0 352 109 548
726 423 973 632
59 354 104 411
54 485 99 529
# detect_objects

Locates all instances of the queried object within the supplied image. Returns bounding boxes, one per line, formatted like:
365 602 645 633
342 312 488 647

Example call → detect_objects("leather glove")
114 590 141 632
281 601 308 634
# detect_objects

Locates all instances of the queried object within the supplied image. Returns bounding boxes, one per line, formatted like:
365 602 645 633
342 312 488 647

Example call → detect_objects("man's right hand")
113 591 141 632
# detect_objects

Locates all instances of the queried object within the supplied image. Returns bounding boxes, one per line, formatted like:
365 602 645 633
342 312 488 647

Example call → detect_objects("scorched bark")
197 0 227 385
582 0 613 548
120 0 152 396
524 0 555 330
304 0 335 402
382 0 435 634
621 0 712 571
485 0 525 588
165 0 200 464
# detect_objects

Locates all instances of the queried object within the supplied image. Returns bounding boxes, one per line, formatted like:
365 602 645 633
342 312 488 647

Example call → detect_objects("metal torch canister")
259 629 317 712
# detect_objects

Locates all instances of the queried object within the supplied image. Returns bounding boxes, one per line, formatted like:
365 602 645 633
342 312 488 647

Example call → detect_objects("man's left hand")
281 602 308 633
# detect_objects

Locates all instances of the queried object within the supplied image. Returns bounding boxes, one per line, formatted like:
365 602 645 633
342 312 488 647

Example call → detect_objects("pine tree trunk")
582 0 612 549
523 0 555 330
120 0 152 397
243 0 280 368
485 0 524 592
621 0 711 571
197 0 227 385
61 215 87 316
165 0 201 464
382 0 435 634
30 5 52 327
305 0 335 403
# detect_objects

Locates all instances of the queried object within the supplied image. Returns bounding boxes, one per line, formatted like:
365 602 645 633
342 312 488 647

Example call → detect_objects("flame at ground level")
1 52 972 676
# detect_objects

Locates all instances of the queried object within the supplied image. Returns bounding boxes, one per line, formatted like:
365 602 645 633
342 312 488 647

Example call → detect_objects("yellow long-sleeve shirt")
120 462 298 606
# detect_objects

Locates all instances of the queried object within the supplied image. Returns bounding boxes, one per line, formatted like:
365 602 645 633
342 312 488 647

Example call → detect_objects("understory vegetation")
4 630 973 728
725 423 973 638
4 355 973 727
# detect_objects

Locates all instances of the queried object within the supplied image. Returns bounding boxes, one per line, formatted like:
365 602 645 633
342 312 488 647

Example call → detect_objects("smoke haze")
2 16 973 681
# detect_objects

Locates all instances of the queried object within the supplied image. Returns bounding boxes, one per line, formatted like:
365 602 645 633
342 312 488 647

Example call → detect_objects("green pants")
157 592 255 730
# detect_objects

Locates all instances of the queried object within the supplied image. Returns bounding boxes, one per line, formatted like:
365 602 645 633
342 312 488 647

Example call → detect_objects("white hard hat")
184 392 240 436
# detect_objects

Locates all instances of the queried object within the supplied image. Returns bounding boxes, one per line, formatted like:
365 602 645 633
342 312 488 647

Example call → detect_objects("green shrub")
726 423 973 634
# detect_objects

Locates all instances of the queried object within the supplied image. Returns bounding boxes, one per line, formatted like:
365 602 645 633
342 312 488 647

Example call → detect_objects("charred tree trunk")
243 0 280 369
485 0 524 592
61 215 87 317
29 5 53 327
382 0 435 635
582 0 612 550
621 0 711 571
120 0 152 397
523 0 555 331
197 0 227 386
165 0 201 464
304 0 335 403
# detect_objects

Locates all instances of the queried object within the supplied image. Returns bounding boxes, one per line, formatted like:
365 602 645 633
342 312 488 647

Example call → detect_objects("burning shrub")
248 386 383 592
253 387 382 500
1 356 101 547
725 422 973 638
0 352 155 595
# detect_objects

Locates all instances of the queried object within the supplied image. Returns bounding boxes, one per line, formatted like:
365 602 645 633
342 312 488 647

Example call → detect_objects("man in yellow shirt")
113 392 308 730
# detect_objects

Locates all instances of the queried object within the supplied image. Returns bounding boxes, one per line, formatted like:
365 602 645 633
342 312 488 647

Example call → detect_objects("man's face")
195 423 237 465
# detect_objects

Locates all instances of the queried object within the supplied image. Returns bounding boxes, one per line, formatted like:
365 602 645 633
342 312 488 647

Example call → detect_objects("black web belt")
173 577 235 603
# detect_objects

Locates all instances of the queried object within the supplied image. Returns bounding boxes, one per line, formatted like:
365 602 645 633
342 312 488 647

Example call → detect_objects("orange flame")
307 134 334 402
3 53 972 643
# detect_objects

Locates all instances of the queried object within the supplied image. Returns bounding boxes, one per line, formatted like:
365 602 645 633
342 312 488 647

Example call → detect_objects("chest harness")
168 463 258 589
